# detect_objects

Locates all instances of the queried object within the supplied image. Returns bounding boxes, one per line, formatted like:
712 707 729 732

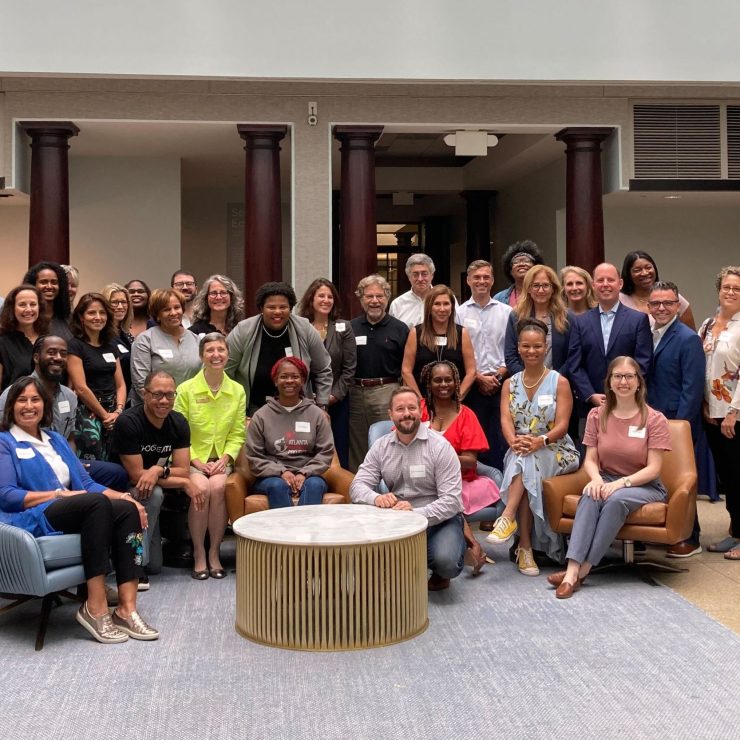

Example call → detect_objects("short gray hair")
405 253 435 277
355 274 391 300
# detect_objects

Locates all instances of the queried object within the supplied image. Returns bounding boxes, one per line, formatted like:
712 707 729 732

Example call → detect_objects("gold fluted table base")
236 532 428 651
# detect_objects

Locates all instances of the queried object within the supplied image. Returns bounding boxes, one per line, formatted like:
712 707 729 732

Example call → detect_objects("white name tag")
335 322 346 332
103 352 116 363
15 447 34 459
435 336 447 346
57 400 71 413
295 421 311 432
159 349 174 359
538 394 554 407
719 330 731 342
284 347 294 357
356 336 367 345
463 317 478 330
409 464 426 479
628 425 646 439
117 344 129 354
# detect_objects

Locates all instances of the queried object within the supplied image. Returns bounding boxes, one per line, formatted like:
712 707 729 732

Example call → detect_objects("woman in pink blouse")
548 356 672 598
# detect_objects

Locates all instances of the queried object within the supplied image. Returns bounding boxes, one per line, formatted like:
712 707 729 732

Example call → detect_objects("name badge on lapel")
295 421 311 433
159 349 174 359
16 447 35 459
409 464 426 478
335 322 346 332
57 400 71 413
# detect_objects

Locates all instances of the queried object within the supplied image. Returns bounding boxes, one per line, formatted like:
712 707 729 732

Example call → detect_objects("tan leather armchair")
543 419 697 568
225 448 353 524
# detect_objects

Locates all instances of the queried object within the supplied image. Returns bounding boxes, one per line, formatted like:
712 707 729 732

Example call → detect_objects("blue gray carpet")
1 538 738 740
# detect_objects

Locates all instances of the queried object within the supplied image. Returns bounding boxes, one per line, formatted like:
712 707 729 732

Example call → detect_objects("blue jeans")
252 475 328 508
129 484 164 573
427 514 466 579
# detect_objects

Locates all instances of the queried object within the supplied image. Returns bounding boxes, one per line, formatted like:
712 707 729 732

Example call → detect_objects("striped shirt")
350 423 463 525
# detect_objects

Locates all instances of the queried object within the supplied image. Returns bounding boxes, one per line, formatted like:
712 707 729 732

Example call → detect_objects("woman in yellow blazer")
174 333 246 580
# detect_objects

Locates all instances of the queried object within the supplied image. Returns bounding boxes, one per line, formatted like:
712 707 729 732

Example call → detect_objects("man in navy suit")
566 262 653 407
647 281 708 558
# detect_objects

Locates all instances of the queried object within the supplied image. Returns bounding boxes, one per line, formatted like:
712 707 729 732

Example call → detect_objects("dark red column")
333 125 383 317
237 124 287 300
20 121 79 266
462 190 496 265
555 127 613 272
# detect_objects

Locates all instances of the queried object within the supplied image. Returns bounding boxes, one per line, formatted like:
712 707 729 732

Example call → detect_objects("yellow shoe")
516 547 539 576
485 516 518 544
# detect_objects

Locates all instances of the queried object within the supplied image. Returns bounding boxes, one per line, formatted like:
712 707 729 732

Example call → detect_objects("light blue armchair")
0 524 85 650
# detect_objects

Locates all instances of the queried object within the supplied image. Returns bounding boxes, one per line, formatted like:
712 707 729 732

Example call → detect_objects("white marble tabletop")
233 504 428 545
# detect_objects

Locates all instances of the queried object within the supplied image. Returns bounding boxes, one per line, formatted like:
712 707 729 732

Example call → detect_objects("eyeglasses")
512 258 534 266
647 300 679 308
530 283 552 292
612 373 637 382
173 281 196 289
208 291 229 298
720 285 740 294
144 390 177 401
109 299 128 306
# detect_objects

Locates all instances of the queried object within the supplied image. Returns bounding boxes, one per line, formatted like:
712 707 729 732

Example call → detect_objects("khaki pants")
348 382 399 472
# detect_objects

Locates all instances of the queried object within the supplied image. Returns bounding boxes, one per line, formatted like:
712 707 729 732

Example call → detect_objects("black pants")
704 420 740 537
465 384 505 470
44 494 143 585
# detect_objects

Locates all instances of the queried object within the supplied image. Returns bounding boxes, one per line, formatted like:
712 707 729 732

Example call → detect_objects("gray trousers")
566 476 666 566
348 382 398 472
129 484 165 573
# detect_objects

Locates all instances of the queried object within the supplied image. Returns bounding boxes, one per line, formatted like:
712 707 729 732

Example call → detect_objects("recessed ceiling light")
663 195 682 200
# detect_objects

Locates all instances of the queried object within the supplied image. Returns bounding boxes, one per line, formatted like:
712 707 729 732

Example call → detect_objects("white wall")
0 203 31 295
604 203 740 325
69 157 181 295
2 1 740 82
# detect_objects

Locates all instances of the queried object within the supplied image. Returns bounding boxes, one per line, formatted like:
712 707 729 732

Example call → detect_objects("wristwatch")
161 464 171 479
623 477 632 488
541 435 550 446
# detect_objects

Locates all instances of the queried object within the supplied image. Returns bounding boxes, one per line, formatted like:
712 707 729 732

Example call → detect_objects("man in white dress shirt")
388 254 436 328
350 386 465 591
456 260 512 474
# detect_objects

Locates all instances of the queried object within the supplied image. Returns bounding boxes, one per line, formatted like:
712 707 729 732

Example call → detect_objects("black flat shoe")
191 570 209 581
209 568 227 579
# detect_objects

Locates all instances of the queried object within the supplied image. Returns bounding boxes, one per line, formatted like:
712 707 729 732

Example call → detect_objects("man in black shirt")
349 275 409 471
111 370 200 584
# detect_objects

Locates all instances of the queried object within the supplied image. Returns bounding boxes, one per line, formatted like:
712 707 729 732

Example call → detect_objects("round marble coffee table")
233 505 429 651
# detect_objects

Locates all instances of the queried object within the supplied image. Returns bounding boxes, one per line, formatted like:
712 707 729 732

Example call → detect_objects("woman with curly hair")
504 264 571 374
493 240 545 308
67 293 127 460
420 360 502 574
22 261 72 341
189 274 244 338
0 284 49 392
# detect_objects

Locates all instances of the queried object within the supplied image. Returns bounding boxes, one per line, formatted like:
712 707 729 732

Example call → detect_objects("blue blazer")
504 311 572 374
0 429 105 536
565 303 653 402
647 320 704 439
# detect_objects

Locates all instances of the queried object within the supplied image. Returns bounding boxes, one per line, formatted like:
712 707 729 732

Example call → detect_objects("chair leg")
35 594 56 651
0 595 34 615
591 540 689 585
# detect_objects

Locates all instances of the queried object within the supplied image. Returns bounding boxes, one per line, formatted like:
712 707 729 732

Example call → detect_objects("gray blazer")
225 314 333 407
323 319 357 402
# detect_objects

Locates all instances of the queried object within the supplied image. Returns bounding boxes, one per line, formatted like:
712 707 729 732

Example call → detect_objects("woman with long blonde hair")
504 265 571 374
559 265 597 315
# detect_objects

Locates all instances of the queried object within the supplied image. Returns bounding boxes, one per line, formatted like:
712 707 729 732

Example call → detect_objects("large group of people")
0 248 738 643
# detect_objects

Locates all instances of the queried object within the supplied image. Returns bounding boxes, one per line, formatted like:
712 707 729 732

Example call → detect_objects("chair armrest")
542 469 589 531
323 466 354 503
225 471 248 524
0 523 49 597
664 472 697 543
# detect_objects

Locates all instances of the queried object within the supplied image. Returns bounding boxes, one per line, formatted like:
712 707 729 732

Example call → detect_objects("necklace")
262 323 288 339
522 367 548 389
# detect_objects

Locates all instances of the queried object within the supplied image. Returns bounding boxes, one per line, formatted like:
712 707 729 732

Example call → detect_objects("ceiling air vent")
634 105 721 179
728 106 740 179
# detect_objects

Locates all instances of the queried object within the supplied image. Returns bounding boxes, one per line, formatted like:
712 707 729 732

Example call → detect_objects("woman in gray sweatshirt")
246 356 335 507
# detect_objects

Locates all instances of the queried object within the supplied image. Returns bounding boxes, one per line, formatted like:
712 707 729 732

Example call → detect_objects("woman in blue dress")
486 318 579 574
